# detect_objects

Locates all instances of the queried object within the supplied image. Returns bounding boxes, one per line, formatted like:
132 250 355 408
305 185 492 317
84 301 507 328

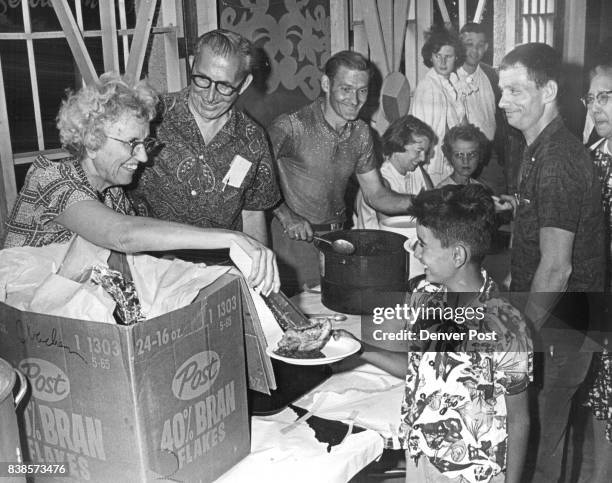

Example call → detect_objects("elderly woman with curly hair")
410 27 469 185
3 73 279 293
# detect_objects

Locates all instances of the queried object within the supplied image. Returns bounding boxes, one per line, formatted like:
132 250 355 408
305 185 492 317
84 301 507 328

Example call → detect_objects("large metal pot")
315 229 409 314
0 358 27 482
379 216 425 277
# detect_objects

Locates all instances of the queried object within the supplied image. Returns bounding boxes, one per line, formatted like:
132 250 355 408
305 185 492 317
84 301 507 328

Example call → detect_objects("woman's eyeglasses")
106 136 161 156
452 151 479 162
190 73 245 97
582 90 612 107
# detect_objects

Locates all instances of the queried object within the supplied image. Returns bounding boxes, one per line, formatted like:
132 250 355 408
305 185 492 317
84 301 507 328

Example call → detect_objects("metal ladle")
313 235 356 255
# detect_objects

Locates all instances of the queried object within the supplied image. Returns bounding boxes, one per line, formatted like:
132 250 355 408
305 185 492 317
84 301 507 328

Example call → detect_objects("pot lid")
0 358 17 402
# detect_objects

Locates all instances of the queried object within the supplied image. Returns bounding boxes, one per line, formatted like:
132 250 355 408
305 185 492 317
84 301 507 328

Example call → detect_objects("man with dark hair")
498 42 605 482
459 22 520 193
129 29 280 246
270 50 417 292
458 23 496 142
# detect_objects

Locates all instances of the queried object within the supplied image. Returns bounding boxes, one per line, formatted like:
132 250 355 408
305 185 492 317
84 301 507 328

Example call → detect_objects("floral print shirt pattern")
399 273 533 483
129 89 280 231
4 155 134 248
591 139 612 290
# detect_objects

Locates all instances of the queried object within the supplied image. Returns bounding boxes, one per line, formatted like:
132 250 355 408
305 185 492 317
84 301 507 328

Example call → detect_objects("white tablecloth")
217 289 404 482
216 407 384 482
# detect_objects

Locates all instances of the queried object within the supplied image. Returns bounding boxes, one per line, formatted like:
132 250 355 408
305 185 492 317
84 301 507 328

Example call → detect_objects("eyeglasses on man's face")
190 72 245 97
106 135 160 156
582 90 612 107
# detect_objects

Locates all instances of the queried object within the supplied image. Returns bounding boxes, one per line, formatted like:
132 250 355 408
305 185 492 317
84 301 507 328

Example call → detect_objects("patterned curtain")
219 0 330 126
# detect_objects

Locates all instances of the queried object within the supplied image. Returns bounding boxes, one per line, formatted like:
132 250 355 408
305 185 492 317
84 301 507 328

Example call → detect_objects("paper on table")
229 242 284 346
217 407 384 483
293 363 404 446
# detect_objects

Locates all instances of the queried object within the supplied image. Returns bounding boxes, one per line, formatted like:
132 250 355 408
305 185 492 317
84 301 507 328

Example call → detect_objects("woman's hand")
233 234 281 295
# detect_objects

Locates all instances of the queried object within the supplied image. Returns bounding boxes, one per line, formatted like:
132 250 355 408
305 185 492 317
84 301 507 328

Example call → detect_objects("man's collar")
525 115 565 155
415 268 494 298
458 64 481 77
315 96 355 137
181 88 239 139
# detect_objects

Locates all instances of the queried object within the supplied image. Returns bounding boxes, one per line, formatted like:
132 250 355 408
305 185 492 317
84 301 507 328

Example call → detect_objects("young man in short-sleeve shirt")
269 51 417 291
498 43 604 483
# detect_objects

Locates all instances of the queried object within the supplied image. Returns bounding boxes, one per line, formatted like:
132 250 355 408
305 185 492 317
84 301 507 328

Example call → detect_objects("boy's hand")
332 328 361 343
492 195 516 215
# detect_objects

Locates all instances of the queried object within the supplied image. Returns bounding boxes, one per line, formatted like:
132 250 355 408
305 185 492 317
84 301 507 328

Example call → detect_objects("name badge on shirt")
222 155 252 190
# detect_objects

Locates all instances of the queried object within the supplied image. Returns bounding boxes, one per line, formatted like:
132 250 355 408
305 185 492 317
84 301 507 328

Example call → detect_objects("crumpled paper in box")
29 273 116 323
0 242 116 322
0 240 233 323
128 253 231 319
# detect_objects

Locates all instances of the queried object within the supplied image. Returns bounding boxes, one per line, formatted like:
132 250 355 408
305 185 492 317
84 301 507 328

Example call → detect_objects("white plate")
266 337 361 366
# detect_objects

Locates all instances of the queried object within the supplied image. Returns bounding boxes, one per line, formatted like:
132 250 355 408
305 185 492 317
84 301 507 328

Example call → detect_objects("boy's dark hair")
324 50 371 82
382 115 438 157
409 185 495 263
421 26 465 69
500 42 561 88
460 22 488 39
441 123 490 165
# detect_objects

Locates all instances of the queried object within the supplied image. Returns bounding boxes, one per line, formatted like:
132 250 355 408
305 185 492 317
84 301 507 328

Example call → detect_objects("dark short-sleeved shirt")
4 155 134 248
510 116 605 292
268 98 376 225
129 89 280 231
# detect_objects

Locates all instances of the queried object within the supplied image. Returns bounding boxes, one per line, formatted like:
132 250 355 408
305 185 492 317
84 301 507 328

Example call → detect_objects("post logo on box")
18 358 70 402
172 351 220 401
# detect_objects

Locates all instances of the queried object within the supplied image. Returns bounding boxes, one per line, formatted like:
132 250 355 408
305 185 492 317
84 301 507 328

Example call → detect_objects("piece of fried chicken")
275 319 333 357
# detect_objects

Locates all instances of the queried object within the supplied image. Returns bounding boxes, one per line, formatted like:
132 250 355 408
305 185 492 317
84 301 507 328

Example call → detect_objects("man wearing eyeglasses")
268 51 417 293
497 43 604 483
129 29 280 248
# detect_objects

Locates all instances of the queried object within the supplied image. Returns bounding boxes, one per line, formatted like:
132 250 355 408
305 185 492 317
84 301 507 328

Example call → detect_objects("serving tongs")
229 242 314 332
261 291 313 331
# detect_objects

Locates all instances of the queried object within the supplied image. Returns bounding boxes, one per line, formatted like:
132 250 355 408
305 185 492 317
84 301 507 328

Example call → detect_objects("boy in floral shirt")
354 185 532 483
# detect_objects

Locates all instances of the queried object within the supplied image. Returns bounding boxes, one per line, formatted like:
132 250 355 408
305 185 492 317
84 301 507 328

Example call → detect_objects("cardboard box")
0 274 249 482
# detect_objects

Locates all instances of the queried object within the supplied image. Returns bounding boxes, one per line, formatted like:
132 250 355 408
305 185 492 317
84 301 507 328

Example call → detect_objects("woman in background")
410 27 468 185
580 54 612 483
353 115 436 229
